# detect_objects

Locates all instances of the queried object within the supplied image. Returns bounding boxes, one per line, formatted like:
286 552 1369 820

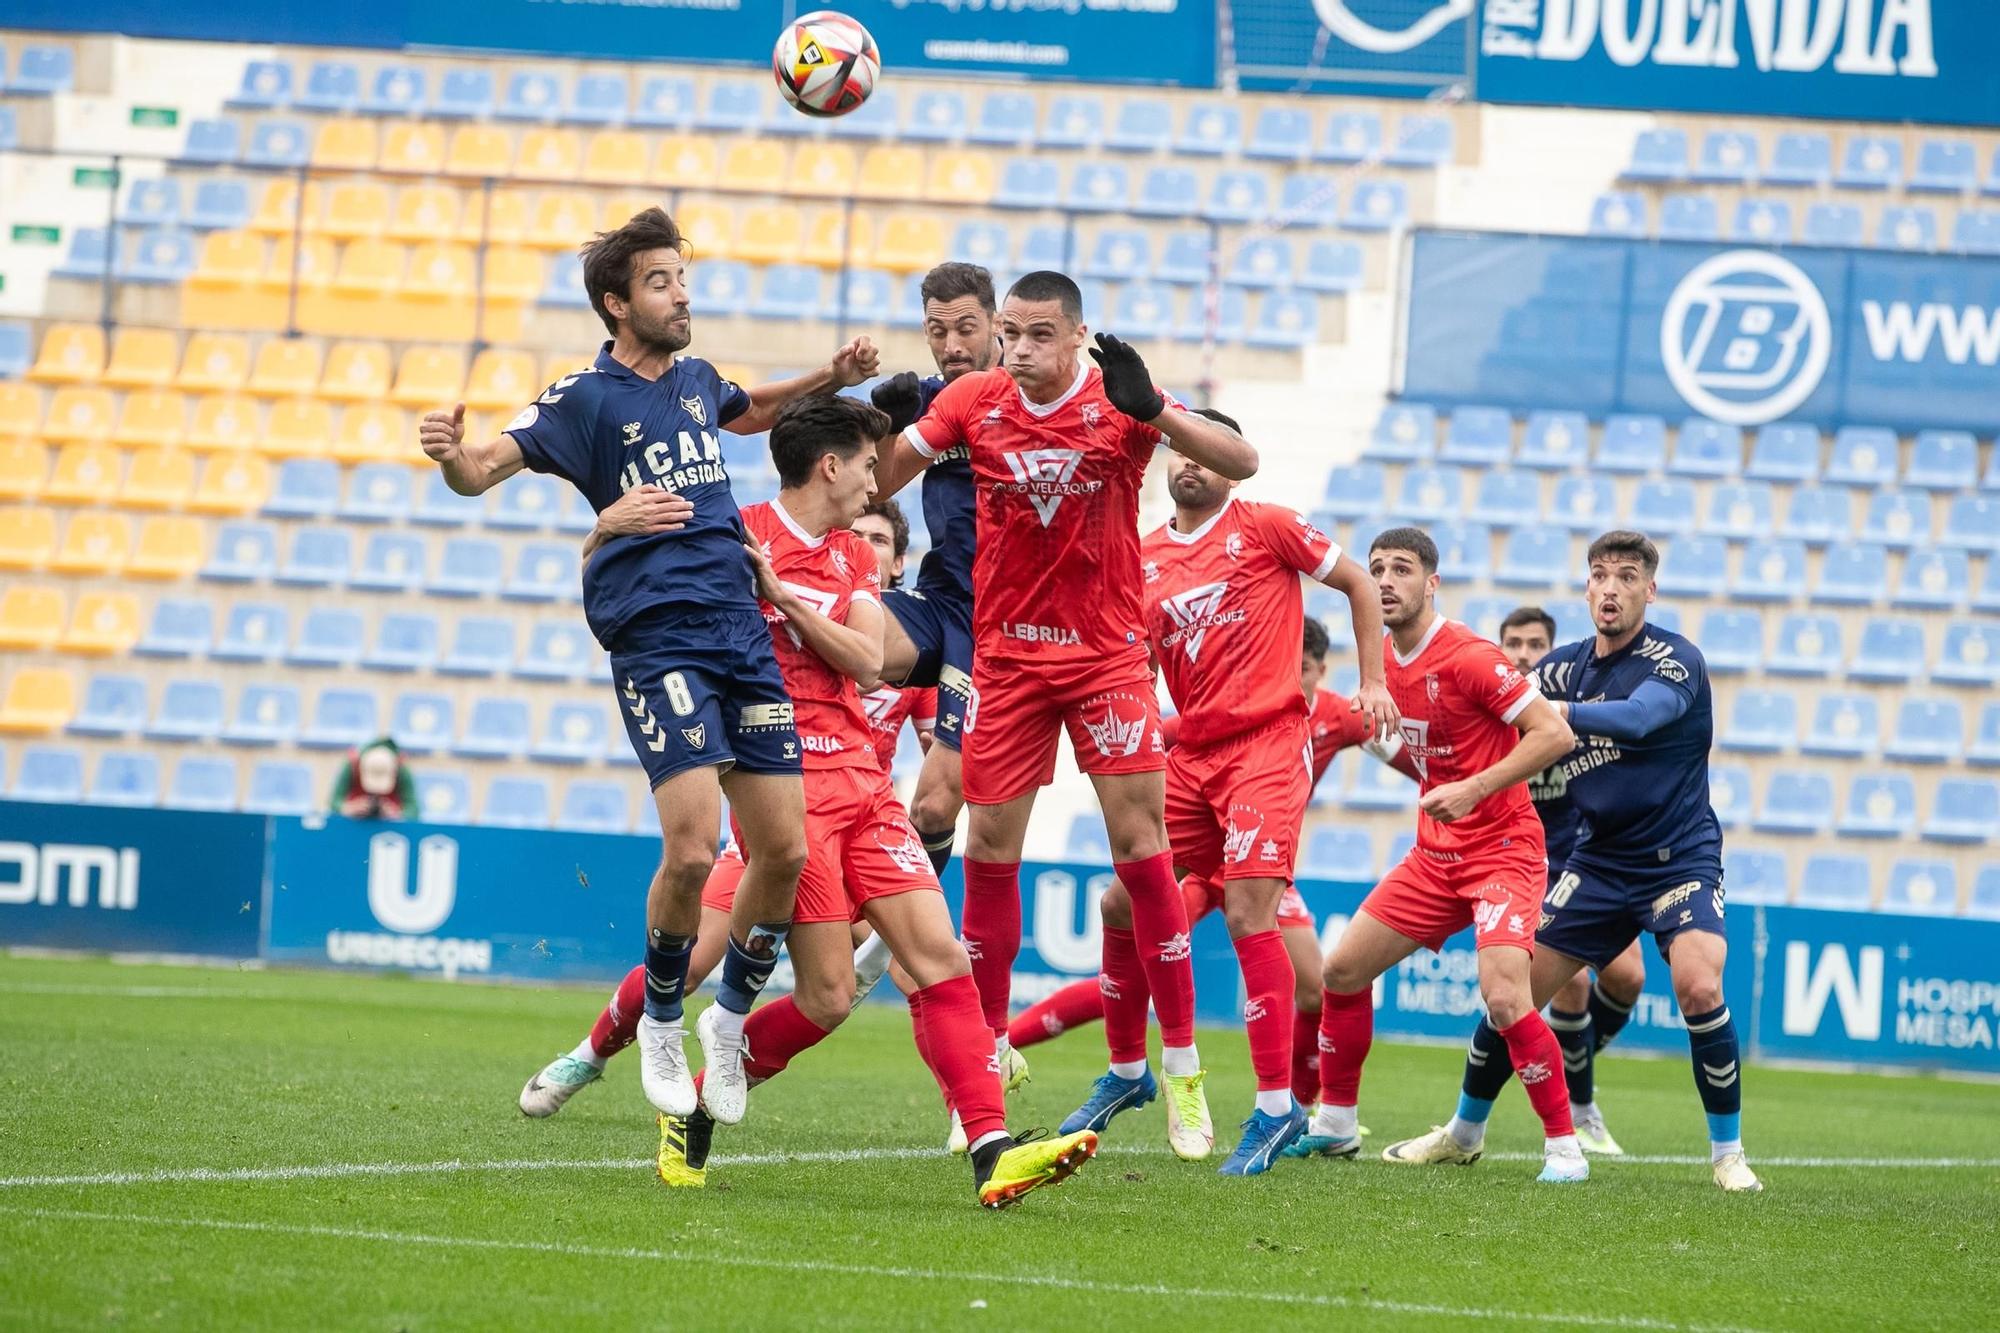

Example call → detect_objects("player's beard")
1169 469 1226 509
1595 599 1641 638
634 307 692 356
1381 594 1424 631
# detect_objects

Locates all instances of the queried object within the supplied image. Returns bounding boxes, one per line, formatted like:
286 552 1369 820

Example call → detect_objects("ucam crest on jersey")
1000 449 1094 526
1160 581 1233 661
1661 250 1832 426
680 394 707 427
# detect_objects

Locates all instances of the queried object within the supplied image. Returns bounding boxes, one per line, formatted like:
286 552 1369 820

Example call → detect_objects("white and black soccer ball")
772 10 881 118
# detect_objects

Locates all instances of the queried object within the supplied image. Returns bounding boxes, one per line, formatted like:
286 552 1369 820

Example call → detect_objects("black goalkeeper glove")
1088 332 1166 423
870 370 924 436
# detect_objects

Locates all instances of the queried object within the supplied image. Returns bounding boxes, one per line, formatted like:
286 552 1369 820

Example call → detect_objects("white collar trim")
1019 362 1090 418
1391 614 1449 668
1164 496 1235 546
771 496 826 549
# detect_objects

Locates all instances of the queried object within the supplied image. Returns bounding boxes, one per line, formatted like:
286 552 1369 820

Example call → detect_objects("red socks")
1006 977 1104 1050
961 858 1023 1037
912 975 1006 1144
1098 926 1152 1065
590 965 647 1058
740 996 832 1084
1290 1005 1321 1108
1232 930 1293 1093
907 988 955 1107
1497 1011 1576 1138
1316 987 1374 1106
1114 852 1196 1049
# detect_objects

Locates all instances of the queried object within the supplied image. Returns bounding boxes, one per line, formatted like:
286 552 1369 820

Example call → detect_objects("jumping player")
1387 533 1759 1192
1281 527 1585 1183
875 271 1260 1160
421 207 878 1131
853 498 938 775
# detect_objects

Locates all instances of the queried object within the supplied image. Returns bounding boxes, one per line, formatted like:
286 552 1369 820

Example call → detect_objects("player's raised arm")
725 336 883 435
866 371 934 499
1090 333 1258 480
743 538 887 691
1321 551 1397 739
1421 694 1574 824
419 402 528 496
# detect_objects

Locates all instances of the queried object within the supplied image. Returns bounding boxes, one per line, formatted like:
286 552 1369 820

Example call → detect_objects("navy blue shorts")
608 606 802 788
883 587 971 754
1536 854 1726 971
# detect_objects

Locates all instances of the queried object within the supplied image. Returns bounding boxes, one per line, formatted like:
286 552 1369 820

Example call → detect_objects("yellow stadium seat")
0 382 44 438
711 362 755 391
51 511 132 576
261 236 337 297
61 590 142 656
332 404 409 464
801 210 875 268
0 507 56 571
184 234 273 329
0 441 46 501
0 666 76 732
247 338 325 397
391 346 467 409
583 131 649 185
42 443 122 505
312 117 378 171
600 193 664 233
0 587 66 652
322 182 392 241
677 200 735 261
331 239 406 298
381 123 446 175
482 247 544 304
253 179 324 235
875 213 948 273
193 230 267 284
262 398 335 458
176 332 252 392
858 146 926 201
465 349 541 411
721 140 789 194
528 191 599 249
127 515 206 580
389 184 467 244
654 135 719 182
543 350 591 389
111 389 189 449
41 387 116 443
478 189 533 245
927 152 997 204
29 324 105 383
187 393 262 454
515 129 582 180
737 204 805 265
321 341 394 401
792 144 858 197
403 244 474 301
190 454 270 514
121 448 197 509
447 125 515 178
102 328 180 388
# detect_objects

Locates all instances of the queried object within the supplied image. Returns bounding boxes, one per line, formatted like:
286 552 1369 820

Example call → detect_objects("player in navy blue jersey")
418 207 880 1134
1499 606 1646 1157
1386 533 1760 1193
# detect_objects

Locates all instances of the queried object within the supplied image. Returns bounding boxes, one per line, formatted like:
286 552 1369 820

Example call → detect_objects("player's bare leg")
1216 877 1309 1175
1667 929 1758 1192
1283 923 1324 1113
634 766 727 1118
1289 909 1422 1159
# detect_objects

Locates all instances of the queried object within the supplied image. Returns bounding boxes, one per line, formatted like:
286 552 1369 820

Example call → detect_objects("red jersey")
906 364 1176 668
860 684 936 773
1384 616 1542 856
1308 688 1375 790
740 500 882 772
1141 498 1340 748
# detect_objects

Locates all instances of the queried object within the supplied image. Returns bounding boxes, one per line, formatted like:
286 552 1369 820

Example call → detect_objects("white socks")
1311 1103 1359 1138
1545 1133 1582 1157
1161 1044 1201 1078
1446 1115 1486 1151
1712 1138 1743 1163
707 1006 746 1039
569 1039 606 1068
1109 1060 1148 1081
969 1130 1010 1155
1255 1090 1293 1117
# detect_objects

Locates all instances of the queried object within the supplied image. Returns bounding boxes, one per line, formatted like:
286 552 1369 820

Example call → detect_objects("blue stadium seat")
1826 426 1897 487
1343 181 1408 231
1396 466 1464 522
565 74 628 127
287 608 365 669
1067 163 1130 213
497 71 562 122
1622 128 1686 182
13 746 84 802
517 622 596 681
180 119 240 165
0 106 13 153
1709 483 1775 540
1936 623 2000 687
301 689 379 751
1836 134 1902 189
416 770 472 824
1800 202 1864 247
1770 614 1843 679
1894 548 1969 611
1278 173 1341 229
1298 240 1364 293
839 269 893 324
950 220 1009 271
1972 703 2000 768
52 228 111 281
276 526 352 589
1493 529 1569 590
1779 485 1852 545
166 756 237 811
439 617 514 677
1386 114 1453 167
1224 236 1290 289
1454 597 1513 642
1319 111 1382 164
1440 407 1512 466
994 157 1059 210
350 533 428 594
1321 462 1385 521
1659 536 1728 598
1659 194 1720 241
1301 828 1374 881
1106 98 1171 153
203 521 277 583
412 473 483 528
1518 411 1588 471
540 255 590 310
1468 470 1539 528
1170 288 1246 344
429 538 504 598
431 68 493 119
1976 564 2000 615
1247 293 1319 350
483 777 552 829
244 761 315 816
1877 206 1938 251
1813 544 1888 605
119 178 181 228
341 464 412 524
1953 209 2000 256
1111 284 1172 340
1017 224 1072 271
1587 192 1647 238
364 613 439 673
532 702 611 765
1176 104 1240 157
295 60 361 114
1552 475 1615 533
1699 609 1763 675
1343 752 1416 811
488 474 563 531
1248 108 1312 162
1850 617 1926 683
1838 773 1915 838
1365 404 1435 462
618 74 694 129
1794 855 1871 910
559 781 631 834
1202 171 1270 224
1693 130 1759 183
1629 478 1696 537
244 121 310 171
1065 813 1111 860
1709 764 1752 829
1754 769 1833 835
1886 697 1963 764
91 753 160 808
682 259 746 316
1673 420 1743 478
264 459 341 520
1975 867 2000 921
902 89 967 143
1884 861 1958 916
227 60 293 110
1084 227 1152 281
1909 137 1976 193
222 684 301 747
1800 684 1872 756
390 693 453 756
1145 229 1205 285
1723 848 1789 905
1941 496 2000 555
752 266 823 321
1924 779 2000 844
1432 521 1492 581
0 321 27 378
1595 414 1668 473
70 674 146 737
361 65 426 117
1907 430 1977 490
1734 538 1805 602
1862 489 1932 548
1727 197 1792 244
122 229 198 285
1720 689 1796 754
147 682 225 744
214 603 287 664
977 92 1043 148
1745 423 1819 483
456 698 531 760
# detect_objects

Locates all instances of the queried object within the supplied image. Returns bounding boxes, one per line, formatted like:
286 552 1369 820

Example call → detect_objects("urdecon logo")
1660 250 1831 426
324 832 491 980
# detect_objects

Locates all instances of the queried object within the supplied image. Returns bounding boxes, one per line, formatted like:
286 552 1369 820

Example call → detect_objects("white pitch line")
0 1203 1764 1333
0 982 280 1000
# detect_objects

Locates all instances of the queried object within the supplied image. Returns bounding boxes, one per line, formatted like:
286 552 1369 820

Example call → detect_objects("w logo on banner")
1001 449 1085 526
1161 581 1230 661
1312 0 1470 52
1661 250 1831 426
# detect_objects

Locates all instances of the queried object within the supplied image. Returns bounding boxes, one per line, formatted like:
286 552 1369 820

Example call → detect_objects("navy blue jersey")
911 374 975 604
1528 764 1580 867
1534 625 1721 867
506 345 753 649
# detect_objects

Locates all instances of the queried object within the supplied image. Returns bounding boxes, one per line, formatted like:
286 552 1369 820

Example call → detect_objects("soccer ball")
772 11 880 118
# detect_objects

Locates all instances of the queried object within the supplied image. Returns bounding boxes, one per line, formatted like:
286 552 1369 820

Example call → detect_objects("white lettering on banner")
1030 870 1107 973
366 833 458 935
1661 250 1832 426
1861 301 2000 367
1892 976 2000 1050
324 931 492 981
0 842 139 910
1484 0 1937 77
1312 0 1472 53
1781 941 1882 1041
1394 947 1483 1016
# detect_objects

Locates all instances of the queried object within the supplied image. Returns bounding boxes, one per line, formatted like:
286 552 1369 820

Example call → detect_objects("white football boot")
636 1014 696 1117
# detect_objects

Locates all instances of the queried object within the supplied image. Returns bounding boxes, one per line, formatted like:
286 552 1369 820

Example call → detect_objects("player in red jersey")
1281 526 1589 1183
875 270 1259 1160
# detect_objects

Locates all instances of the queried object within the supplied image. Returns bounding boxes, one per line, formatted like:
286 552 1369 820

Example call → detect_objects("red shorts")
1360 834 1543 953
1181 872 1317 933
699 842 747 914
1164 716 1312 885
963 652 1165 806
794 763 940 924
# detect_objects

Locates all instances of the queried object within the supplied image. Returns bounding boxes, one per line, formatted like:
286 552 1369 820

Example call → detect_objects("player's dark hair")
769 395 892 489
1006 270 1084 324
921 262 997 313
860 498 910 561
1500 605 1557 642
580 207 689 337
1587 529 1661 577
1369 525 1439 575
1301 616 1330 663
1193 406 1242 434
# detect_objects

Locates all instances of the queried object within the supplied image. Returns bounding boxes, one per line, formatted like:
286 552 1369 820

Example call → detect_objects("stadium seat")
168 753 235 810
361 65 426 117
287 608 366 669
1674 421 1744 478
1344 753 1416 811
1720 689 1796 754
1973 867 2000 921
245 761 316 816
69 674 146 739
567 74 628 127
12 745 84 802
1953 209 2000 255
406 770 469 824
751 265 824 320
1595 414 1667 473
127 516 204 581
456 698 532 760
115 393 192 453
1909 137 1976 193
1971 704 2000 768
213 602 286 664
1365 404 1434 462
429 67 494 120
504 543 578 604
1769 614 1843 679
1112 285 1173 340
1826 426 1897 487
1894 548 1969 611
1936 624 2000 687
1941 496 2000 553
180 118 239 165
222 684 301 746
1622 128 1687 182
0 324 26 379
301 689 379 751
1885 698 1963 764
357 613 438 675
0 440 42 503
1587 192 1647 238
902 89 966 143
1690 129 1759 183
31 324 105 383
429 538 504 598
1315 110 1382 165
1849 617 1926 684
973 92 1041 148
1437 407 1511 467
1779 484 1855 547
311 119 378 172
186 180 252 234
0 666 75 733
1248 107 1312 162
1813 544 1888 605
1657 536 1728 598
1697 609 1762 675
1062 814 1111 861
1386 114 1452 167
1794 855 1871 910
1492 529 1569 590
1924 779 2000 844
380 125 447 176
37 444 118 507
1801 202 1864 247
499 71 563 123
135 599 211 659
1744 423 1819 483
1837 773 1916 839
90 752 161 808
558 782 630 835
1728 198 1792 244
1175 103 1240 157
440 618 515 677
245 121 310 170
50 512 131 577
485 474 562 532
483 778 552 829
1877 206 1939 252
1659 194 1720 241
1734 538 1805 602
533 702 610 765
1518 411 1588 471
101 328 179 390
1396 466 1464 522
1102 97 1168 154
339 464 412 525
445 125 514 177
228 59 293 109
1321 462 1385 521
0 506 54 570
1066 163 1130 213
517 622 595 681
275 525 352 589
1343 181 1408 231
390 693 454 756
1754 770 1833 835
1907 430 1977 490
1629 478 1696 537
1723 848 1789 905
1881 860 1957 916
1203 171 1271 225
1247 293 1319 350
43 387 116 445
1468 470 1539 528
200 520 276 583
1837 135 1902 189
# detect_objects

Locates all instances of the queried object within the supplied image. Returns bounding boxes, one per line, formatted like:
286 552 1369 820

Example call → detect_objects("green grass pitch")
2 954 1995 1331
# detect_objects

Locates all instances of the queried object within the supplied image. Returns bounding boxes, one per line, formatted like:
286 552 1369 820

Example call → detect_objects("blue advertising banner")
1403 230 2000 432
1474 0 2000 129
0 800 265 958
1231 0 1471 96
401 0 783 68
843 0 1217 87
